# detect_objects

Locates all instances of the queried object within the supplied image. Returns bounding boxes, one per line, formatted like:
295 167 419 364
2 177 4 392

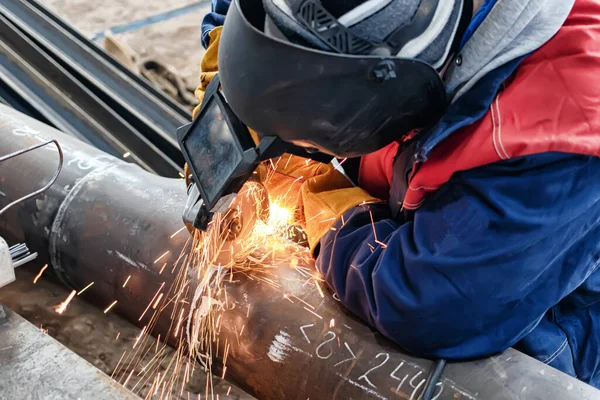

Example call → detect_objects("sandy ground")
40 0 209 87
1 1 253 398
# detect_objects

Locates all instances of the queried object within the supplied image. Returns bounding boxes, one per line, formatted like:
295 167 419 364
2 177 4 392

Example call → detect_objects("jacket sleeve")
317 152 600 360
201 0 231 48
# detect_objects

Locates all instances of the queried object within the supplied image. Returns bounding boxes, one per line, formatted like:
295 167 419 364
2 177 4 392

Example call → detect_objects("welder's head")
218 0 473 158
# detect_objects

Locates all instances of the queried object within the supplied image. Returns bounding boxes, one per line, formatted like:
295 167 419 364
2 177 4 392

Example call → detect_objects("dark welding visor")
218 0 449 158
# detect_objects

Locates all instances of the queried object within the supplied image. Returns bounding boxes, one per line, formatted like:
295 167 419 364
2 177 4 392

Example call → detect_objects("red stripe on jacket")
359 0 600 208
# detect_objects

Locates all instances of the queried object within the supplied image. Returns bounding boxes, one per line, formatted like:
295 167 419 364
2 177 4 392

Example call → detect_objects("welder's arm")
201 0 231 49
316 152 600 360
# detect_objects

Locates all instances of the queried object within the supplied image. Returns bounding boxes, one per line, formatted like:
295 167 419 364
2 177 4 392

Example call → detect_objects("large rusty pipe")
0 105 598 400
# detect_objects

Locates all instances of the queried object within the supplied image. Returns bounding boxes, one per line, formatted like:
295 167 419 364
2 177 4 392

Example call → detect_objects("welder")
182 0 600 388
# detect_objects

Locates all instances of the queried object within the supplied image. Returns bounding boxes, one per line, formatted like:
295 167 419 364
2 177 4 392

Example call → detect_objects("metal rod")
0 139 63 216
420 359 447 400
0 105 598 400
12 251 37 267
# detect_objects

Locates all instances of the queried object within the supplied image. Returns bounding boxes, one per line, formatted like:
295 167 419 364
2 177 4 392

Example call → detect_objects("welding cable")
420 359 447 400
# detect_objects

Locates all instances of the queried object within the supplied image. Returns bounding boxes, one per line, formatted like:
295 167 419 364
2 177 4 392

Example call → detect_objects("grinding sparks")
303 306 323 319
315 281 325 298
139 282 165 321
170 226 186 238
330 319 335 328
152 293 164 309
77 281 94 295
55 290 76 314
159 263 167 274
133 326 147 349
122 275 131 288
104 300 118 314
33 264 48 284
154 251 170 264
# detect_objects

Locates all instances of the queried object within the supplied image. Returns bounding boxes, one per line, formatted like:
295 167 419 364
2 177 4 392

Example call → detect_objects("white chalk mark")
408 370 423 389
358 353 390 389
390 361 408 393
432 382 444 400
115 251 150 271
315 331 336 360
334 342 357 367
268 331 291 363
268 331 313 363
300 324 314 344
335 373 388 400
409 378 426 400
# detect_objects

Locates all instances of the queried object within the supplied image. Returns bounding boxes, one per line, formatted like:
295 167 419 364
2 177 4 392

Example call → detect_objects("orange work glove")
192 27 222 119
263 155 381 253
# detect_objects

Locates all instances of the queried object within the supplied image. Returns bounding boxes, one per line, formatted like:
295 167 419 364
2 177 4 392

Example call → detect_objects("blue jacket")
201 0 600 387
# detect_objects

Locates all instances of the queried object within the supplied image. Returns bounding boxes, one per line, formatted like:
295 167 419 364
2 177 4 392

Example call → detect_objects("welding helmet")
218 0 473 158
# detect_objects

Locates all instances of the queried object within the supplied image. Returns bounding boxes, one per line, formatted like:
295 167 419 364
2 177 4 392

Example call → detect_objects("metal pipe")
0 105 598 400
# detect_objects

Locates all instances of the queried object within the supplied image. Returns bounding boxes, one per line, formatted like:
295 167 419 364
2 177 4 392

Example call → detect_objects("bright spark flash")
104 300 118 314
77 281 94 295
55 290 76 314
33 264 48 284
154 251 170 264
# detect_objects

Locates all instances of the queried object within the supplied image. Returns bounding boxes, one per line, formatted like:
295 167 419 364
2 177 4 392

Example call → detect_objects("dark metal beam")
0 0 188 168
0 13 182 176
0 105 598 400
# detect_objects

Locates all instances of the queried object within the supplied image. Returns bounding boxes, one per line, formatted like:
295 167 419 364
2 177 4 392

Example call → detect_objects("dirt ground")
0 265 254 399
40 0 209 87
1 1 253 398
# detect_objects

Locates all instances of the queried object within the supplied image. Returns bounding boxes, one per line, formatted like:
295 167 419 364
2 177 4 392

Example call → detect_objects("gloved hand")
193 26 222 119
264 155 381 253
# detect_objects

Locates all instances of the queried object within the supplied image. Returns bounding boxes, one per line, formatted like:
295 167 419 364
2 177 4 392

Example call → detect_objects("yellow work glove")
264 155 381 254
299 165 381 254
192 27 222 119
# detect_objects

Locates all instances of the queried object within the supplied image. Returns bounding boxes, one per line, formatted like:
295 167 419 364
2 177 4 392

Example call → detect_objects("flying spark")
123 152 131 158
77 281 94 295
104 300 118 314
154 251 170 264
170 226 187 238
122 275 131 287
55 290 76 314
33 264 48 284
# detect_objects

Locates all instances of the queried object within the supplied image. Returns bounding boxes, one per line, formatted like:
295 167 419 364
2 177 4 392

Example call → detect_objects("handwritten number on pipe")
432 382 444 400
358 353 390 389
316 331 337 359
334 342 357 367
390 361 409 393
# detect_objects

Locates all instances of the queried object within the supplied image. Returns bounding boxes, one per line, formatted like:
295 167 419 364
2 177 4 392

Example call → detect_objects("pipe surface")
0 105 598 400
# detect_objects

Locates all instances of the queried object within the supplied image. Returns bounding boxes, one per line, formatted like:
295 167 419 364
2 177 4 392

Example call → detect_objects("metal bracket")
0 139 63 216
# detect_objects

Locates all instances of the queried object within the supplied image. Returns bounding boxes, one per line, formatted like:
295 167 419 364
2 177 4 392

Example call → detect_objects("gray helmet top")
263 0 472 70
218 0 473 158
